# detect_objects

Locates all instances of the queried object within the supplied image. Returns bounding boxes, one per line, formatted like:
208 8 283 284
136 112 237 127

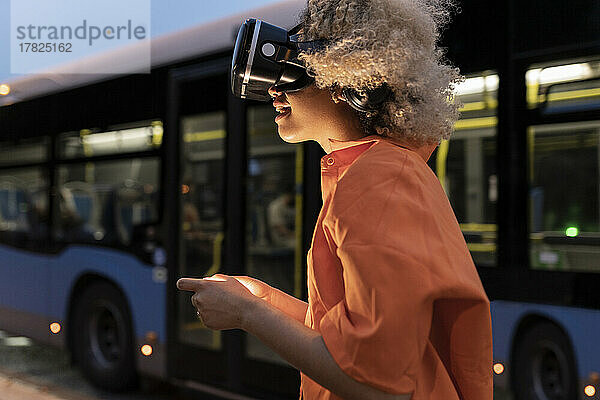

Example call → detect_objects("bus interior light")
526 63 593 85
455 74 499 96
81 128 151 146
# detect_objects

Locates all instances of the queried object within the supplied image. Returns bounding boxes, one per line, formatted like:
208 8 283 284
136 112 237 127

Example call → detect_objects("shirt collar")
326 134 438 163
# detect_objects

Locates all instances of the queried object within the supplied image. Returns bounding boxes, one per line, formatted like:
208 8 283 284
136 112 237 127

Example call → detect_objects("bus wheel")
513 321 577 400
72 281 138 391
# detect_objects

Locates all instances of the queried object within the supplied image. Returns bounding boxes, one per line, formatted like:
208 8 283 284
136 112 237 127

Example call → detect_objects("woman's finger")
205 273 228 281
177 278 204 291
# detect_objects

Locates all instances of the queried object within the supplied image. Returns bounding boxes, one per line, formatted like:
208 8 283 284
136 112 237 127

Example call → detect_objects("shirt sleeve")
319 242 434 395
319 171 440 395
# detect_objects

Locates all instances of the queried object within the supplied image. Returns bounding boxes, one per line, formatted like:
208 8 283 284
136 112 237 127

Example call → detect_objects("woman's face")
268 83 366 153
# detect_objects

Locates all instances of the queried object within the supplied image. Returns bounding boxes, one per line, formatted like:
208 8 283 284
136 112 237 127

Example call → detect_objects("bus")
0 0 599 399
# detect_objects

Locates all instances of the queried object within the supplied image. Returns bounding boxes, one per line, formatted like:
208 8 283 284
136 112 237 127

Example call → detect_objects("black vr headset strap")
287 23 331 59
271 28 330 93
288 23 302 36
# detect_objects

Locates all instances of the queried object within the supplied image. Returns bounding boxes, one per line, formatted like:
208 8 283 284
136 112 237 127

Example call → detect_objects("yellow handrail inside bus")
457 85 600 111
527 127 535 183
527 85 600 107
436 139 449 193
183 129 226 143
459 223 497 232
205 231 225 277
454 116 498 131
294 145 304 299
467 243 497 252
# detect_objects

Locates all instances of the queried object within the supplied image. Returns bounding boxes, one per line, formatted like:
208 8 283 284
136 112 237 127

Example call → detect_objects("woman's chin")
277 128 304 144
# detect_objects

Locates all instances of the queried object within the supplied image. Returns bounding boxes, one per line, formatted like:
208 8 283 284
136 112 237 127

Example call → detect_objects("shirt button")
326 157 335 166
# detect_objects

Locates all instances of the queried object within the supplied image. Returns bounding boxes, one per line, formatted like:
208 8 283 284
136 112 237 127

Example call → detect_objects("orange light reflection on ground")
49 322 61 334
493 363 504 374
584 385 596 397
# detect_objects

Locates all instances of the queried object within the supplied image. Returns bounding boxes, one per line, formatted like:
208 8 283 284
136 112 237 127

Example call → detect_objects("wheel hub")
88 300 126 369
531 339 569 400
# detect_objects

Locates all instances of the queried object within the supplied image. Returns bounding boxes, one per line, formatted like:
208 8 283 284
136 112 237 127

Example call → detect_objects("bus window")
178 111 225 351
429 71 498 267
57 121 163 158
527 58 600 272
0 168 48 247
0 137 48 166
54 158 159 245
528 121 600 272
245 105 300 366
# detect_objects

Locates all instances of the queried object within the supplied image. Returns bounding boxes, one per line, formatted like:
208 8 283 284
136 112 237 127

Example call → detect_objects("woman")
178 0 493 399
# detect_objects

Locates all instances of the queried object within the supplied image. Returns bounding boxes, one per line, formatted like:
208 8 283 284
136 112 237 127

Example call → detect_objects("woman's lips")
275 107 291 122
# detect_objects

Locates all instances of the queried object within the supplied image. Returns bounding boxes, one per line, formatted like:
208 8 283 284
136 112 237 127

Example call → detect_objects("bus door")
166 59 231 389
240 103 306 397
166 58 311 399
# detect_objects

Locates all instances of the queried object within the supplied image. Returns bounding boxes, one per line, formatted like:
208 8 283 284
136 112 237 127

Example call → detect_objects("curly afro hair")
295 0 464 147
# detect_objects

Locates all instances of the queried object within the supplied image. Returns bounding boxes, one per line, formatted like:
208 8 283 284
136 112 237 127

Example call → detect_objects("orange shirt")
300 134 493 400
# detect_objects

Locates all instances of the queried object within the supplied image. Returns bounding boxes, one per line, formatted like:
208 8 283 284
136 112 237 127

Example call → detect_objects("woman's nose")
268 85 283 99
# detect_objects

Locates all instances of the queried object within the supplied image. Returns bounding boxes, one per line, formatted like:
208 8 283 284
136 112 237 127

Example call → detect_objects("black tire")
512 322 578 400
72 281 138 391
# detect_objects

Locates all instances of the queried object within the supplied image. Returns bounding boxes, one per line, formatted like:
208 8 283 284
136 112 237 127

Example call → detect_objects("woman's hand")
232 276 274 303
235 276 308 323
177 274 258 331
177 274 407 399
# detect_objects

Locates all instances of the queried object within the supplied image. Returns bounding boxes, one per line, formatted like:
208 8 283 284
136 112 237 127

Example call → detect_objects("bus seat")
0 180 30 232
115 181 155 245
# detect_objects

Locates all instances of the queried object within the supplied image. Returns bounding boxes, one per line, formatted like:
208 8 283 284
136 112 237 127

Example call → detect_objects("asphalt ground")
0 329 198 400
0 330 514 400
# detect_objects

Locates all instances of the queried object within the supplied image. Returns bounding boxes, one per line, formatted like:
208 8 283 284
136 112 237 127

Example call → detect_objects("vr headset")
230 18 391 113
